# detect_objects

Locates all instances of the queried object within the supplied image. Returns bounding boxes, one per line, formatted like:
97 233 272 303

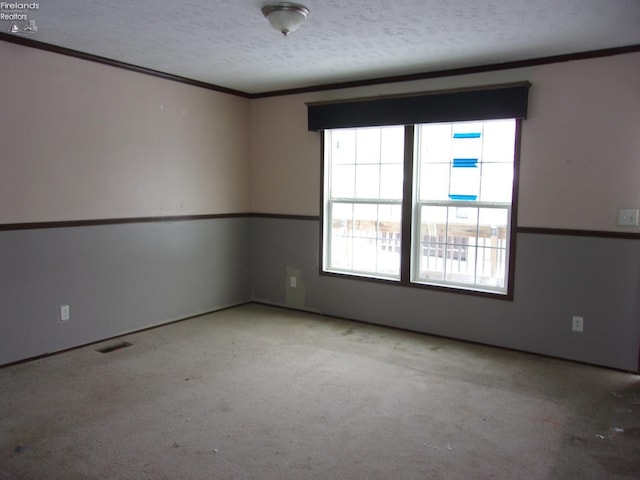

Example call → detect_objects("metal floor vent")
96 341 133 353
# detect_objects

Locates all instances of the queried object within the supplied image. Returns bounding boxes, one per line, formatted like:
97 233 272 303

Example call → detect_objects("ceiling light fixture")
262 3 310 37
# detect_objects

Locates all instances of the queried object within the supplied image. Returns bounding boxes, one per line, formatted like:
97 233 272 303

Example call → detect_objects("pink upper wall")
0 41 251 223
519 53 640 230
2 39 638 233
250 52 640 232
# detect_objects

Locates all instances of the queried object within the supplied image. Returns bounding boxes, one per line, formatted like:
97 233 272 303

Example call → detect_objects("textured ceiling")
4 0 640 94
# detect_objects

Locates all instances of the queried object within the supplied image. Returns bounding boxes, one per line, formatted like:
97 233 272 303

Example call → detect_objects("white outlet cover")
60 305 70 322
572 316 583 332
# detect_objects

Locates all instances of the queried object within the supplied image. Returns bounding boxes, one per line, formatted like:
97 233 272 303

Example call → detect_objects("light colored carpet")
1 303 639 479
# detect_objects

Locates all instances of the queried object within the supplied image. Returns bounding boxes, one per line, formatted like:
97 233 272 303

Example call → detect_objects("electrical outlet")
290 276 297 288
60 305 70 322
572 316 583 333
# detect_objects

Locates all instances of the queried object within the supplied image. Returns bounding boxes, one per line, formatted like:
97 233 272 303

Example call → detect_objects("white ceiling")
8 0 640 94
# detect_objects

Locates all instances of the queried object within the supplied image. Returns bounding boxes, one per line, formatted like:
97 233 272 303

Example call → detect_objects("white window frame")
322 127 405 281
320 119 522 299
410 119 518 294
411 202 512 294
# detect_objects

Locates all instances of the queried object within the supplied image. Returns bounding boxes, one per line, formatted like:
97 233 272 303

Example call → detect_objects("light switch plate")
617 208 639 226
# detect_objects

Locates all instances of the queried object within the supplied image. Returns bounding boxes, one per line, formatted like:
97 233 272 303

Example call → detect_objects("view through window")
323 119 519 295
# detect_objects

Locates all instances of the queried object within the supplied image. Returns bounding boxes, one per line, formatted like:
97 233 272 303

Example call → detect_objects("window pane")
449 162 480 201
418 124 451 163
329 203 354 270
417 119 516 203
478 207 508 232
350 204 400 276
353 203 378 234
326 203 401 277
419 163 450 201
482 120 516 162
451 124 483 165
449 123 482 201
445 206 477 284
331 164 355 198
475 208 509 288
381 126 405 164
352 237 376 272
354 164 380 199
380 163 403 199
356 128 381 164
480 163 513 202
377 205 402 276
329 129 356 165
416 205 479 285
420 206 447 236
448 206 478 239
326 200 401 279
417 206 447 281
414 205 510 290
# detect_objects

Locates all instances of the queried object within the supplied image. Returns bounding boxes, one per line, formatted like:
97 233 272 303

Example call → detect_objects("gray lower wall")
0 217 252 365
3 215 638 371
251 217 640 372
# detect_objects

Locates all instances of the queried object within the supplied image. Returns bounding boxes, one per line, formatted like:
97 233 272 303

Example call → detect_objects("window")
323 119 519 295
311 83 529 297
412 120 516 292
323 126 404 279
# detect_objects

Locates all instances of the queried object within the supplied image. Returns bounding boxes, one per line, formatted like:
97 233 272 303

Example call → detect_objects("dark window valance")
307 82 530 131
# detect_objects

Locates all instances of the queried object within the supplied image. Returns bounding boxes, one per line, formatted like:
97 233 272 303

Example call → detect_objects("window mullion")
474 206 480 287
400 125 414 284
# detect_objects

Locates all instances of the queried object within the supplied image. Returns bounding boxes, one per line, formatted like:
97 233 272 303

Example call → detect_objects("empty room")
1 1 639 479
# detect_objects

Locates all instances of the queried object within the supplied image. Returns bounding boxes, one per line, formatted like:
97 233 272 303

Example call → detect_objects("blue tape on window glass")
449 194 478 201
452 158 478 168
453 132 481 139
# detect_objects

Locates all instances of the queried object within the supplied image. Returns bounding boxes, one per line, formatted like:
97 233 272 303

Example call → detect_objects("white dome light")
262 3 310 37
